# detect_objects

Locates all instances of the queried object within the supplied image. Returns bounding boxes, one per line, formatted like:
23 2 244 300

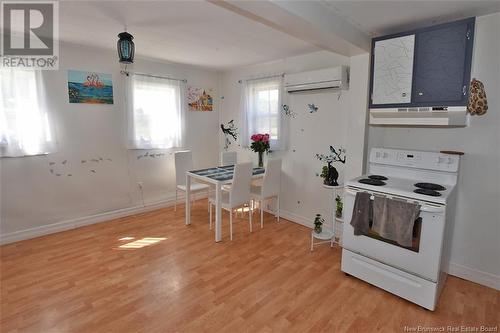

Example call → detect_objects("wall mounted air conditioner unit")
285 66 349 93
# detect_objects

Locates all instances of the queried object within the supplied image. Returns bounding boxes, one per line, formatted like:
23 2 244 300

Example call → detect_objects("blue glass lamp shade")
117 32 135 64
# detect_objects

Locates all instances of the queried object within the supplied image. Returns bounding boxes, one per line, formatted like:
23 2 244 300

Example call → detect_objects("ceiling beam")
208 0 370 56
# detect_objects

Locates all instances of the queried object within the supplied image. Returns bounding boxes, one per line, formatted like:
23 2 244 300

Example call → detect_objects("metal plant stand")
310 184 344 251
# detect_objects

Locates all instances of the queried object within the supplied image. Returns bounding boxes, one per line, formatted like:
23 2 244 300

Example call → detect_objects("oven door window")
366 217 422 252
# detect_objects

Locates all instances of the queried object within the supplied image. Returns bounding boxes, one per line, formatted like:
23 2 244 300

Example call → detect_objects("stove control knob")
437 157 447 164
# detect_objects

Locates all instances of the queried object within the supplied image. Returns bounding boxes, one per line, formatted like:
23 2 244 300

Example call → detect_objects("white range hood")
369 106 469 126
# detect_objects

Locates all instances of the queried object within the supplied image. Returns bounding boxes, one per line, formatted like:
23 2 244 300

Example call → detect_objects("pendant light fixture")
117 31 135 64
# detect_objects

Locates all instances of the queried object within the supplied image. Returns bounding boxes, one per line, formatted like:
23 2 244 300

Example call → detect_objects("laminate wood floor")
1 200 498 332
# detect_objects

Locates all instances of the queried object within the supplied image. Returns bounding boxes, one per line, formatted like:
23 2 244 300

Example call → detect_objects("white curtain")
126 74 185 149
241 75 285 150
0 69 56 157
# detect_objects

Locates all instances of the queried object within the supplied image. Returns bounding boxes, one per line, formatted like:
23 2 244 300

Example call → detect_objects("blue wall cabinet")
370 18 475 108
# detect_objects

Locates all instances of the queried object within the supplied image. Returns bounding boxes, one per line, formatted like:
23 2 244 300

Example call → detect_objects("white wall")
0 42 220 242
367 13 500 289
220 50 369 230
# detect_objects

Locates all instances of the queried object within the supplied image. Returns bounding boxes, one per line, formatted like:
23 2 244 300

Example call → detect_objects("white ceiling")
322 0 500 37
58 1 319 70
58 1 500 70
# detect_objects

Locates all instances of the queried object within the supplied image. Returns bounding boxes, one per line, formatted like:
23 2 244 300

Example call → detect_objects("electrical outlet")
137 182 144 189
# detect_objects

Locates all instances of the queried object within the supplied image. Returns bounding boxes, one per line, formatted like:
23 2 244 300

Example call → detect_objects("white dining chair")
209 162 253 240
174 150 210 212
250 158 282 228
220 151 237 193
221 151 237 166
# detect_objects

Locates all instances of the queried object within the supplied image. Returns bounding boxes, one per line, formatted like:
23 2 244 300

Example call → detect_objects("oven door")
342 188 446 282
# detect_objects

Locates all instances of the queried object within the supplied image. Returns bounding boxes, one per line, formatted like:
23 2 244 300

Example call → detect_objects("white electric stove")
341 148 460 310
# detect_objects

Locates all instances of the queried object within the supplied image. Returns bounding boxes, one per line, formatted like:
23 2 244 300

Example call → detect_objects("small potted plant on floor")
250 133 270 167
335 195 343 219
314 214 324 234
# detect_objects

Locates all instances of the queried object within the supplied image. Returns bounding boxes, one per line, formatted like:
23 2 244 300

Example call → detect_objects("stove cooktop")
348 175 454 204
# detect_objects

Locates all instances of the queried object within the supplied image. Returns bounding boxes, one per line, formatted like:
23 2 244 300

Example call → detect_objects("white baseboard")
271 208 313 229
448 262 500 291
0 192 207 245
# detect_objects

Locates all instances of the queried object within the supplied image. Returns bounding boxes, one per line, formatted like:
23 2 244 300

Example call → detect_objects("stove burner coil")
414 189 442 197
358 179 386 186
414 183 446 191
368 175 388 181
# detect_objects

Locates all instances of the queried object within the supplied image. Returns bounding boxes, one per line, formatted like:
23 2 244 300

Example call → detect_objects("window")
242 76 284 150
0 69 55 157
127 75 183 149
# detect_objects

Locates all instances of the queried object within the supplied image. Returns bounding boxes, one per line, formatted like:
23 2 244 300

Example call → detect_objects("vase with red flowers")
250 133 270 167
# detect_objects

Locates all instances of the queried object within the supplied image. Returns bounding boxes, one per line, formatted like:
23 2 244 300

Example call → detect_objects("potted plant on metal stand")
316 146 346 186
335 195 343 218
313 214 324 234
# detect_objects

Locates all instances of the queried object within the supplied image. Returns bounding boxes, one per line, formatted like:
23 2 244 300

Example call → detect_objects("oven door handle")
346 189 445 214
345 189 360 196
420 205 445 213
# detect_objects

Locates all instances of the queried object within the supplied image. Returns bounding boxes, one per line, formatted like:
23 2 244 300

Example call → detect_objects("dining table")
185 165 265 242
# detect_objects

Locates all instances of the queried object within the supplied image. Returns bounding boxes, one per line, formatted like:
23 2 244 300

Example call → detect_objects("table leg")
185 174 191 225
215 183 222 242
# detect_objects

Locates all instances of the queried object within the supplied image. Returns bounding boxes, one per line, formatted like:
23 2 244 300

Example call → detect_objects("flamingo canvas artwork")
67 70 114 104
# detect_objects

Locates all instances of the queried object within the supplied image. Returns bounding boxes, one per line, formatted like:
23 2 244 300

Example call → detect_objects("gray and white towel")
372 197 420 247
350 192 372 236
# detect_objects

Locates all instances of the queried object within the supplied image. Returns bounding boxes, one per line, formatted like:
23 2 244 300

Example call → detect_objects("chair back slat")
174 150 193 186
262 158 282 198
230 162 253 207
